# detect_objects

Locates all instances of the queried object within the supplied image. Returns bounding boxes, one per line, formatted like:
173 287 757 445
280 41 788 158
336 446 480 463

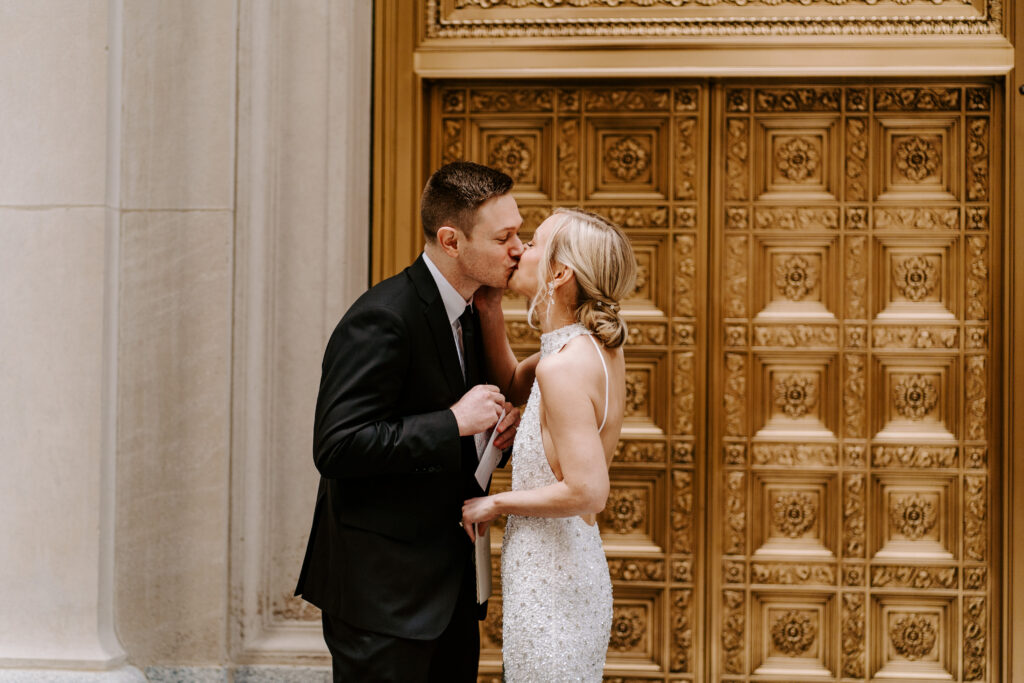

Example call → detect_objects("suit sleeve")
313 306 461 479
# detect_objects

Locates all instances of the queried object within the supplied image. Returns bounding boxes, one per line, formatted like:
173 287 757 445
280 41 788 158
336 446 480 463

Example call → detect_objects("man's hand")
491 402 521 451
451 384 505 436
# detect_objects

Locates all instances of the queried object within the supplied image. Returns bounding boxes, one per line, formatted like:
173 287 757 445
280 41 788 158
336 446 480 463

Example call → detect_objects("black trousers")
320 568 480 683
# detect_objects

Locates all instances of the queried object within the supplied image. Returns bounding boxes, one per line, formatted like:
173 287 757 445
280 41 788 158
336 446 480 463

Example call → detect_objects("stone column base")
0 666 146 682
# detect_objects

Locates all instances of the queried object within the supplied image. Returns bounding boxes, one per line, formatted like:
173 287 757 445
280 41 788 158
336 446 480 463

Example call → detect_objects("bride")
461 208 636 681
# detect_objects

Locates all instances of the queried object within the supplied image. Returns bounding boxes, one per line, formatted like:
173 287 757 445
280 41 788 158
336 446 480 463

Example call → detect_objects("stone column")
0 1 141 679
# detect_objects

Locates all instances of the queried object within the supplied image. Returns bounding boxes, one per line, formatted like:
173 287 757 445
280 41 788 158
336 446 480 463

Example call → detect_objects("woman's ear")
551 264 576 290
436 226 460 257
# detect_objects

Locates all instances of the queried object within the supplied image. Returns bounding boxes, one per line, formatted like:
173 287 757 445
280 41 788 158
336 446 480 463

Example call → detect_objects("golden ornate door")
427 80 1000 682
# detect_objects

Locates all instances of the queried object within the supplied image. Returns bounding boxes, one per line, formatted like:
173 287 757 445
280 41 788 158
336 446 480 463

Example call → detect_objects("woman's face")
508 214 560 299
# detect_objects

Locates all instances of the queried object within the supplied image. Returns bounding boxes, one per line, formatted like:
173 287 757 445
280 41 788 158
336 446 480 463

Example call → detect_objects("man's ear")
436 226 460 257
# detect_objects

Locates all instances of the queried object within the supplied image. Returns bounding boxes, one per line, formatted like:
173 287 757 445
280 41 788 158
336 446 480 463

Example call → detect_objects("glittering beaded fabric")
500 323 612 682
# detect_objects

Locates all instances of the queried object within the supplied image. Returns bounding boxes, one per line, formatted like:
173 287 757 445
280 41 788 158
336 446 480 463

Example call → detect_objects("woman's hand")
491 402 521 451
462 495 499 542
473 285 504 315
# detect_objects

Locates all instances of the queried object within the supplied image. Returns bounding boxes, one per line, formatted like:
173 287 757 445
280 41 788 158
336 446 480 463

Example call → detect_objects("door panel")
426 79 999 682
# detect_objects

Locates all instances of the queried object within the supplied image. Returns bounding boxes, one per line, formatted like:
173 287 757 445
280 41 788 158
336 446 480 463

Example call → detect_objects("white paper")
474 523 492 604
473 409 506 490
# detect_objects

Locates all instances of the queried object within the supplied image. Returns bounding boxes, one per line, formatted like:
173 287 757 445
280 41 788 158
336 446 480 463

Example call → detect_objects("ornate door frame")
371 2 1024 679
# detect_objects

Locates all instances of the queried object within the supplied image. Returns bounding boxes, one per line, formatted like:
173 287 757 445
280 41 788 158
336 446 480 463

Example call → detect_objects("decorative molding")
772 373 817 419
608 606 647 652
872 445 957 468
844 354 866 438
673 322 696 347
427 2 1002 38
585 87 671 111
594 205 669 228
487 135 534 183
874 86 962 111
721 590 744 675
675 117 698 200
751 563 835 586
843 565 866 586
672 469 694 554
672 558 693 583
725 119 749 201
890 494 938 540
964 597 986 680
964 474 987 562
889 614 938 660
614 440 667 463
724 236 748 318
892 255 938 302
724 471 746 555
442 119 464 164
965 566 987 590
844 444 866 468
773 255 818 301
723 353 746 436
873 325 958 349
841 593 866 678
724 442 746 466
875 207 958 231
607 558 665 582
557 118 580 200
771 610 817 657
871 566 956 589
723 560 745 584
966 116 989 201
845 117 868 201
845 236 867 319
966 235 989 320
770 492 817 538
755 87 840 112
754 324 838 348
625 322 668 346
843 473 866 558
845 205 868 231
602 487 647 534
751 443 837 467
670 590 693 673
470 88 553 112
892 373 939 420
674 234 696 318
673 440 694 464
754 206 838 231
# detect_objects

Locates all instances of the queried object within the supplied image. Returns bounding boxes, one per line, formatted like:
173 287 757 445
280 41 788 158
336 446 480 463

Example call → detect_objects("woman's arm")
461 354 609 536
475 286 540 406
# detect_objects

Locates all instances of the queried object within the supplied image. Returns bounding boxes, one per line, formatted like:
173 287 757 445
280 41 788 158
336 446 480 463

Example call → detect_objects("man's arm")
313 307 460 479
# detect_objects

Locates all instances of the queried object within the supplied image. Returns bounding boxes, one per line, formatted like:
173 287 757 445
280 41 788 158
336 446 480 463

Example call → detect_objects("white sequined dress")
500 323 613 682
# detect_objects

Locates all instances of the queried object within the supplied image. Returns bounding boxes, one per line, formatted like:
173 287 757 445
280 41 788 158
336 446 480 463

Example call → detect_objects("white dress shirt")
422 251 472 376
422 252 491 458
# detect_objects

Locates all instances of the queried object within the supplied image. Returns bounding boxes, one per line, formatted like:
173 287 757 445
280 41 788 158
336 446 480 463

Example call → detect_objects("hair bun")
579 298 627 348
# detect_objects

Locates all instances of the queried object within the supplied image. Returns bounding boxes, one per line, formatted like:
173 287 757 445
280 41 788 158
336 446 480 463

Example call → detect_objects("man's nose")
509 235 525 258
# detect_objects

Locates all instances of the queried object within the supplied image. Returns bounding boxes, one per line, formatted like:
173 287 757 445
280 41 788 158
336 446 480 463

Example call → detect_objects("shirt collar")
422 251 472 325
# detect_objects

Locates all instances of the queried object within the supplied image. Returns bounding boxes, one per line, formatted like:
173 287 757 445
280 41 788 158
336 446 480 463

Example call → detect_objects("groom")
295 161 524 681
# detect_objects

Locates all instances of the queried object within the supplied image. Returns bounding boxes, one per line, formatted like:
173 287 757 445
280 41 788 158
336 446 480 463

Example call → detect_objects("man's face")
456 193 524 289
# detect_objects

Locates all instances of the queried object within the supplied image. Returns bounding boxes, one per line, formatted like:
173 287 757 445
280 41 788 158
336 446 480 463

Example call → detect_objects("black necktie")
459 306 479 387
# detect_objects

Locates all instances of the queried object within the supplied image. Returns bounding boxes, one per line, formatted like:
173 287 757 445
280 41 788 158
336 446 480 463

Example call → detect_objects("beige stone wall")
0 0 371 675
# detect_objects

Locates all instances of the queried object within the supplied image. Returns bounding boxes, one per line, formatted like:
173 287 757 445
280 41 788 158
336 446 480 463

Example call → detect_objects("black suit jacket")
295 256 494 640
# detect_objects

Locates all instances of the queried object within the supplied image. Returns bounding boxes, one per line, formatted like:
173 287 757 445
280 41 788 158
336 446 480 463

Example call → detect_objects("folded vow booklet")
472 410 505 603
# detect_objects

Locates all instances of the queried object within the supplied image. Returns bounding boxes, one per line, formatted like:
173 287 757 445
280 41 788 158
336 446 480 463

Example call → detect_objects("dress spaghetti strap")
587 335 610 432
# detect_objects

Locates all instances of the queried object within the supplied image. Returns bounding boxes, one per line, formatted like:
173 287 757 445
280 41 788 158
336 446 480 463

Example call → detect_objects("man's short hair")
420 161 514 242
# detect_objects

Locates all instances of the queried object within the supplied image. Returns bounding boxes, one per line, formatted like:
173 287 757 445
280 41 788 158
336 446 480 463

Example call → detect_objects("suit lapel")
408 256 467 398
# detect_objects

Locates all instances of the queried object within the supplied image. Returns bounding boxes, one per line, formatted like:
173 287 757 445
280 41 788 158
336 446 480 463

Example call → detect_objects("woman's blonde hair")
527 208 637 348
